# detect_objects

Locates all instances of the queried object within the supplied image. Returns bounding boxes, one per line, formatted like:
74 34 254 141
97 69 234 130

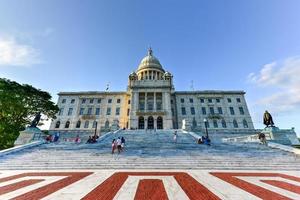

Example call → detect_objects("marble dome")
137 48 164 72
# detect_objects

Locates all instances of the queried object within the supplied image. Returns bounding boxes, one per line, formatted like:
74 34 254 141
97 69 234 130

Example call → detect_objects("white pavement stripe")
0 176 66 199
43 171 114 200
188 171 261 200
238 176 300 200
113 176 189 200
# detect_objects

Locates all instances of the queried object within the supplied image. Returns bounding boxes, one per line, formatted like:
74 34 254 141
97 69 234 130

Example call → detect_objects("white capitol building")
50 48 254 135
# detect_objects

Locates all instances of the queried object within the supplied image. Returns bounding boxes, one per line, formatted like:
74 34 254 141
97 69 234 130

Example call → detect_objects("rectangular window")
59 108 64 116
67 108 73 116
216 99 220 103
106 107 111 115
117 99 121 103
181 107 186 115
84 121 89 128
87 108 92 115
97 98 101 104
227 98 232 103
230 107 235 115
128 100 131 104
208 99 212 103
200 98 204 103
209 107 214 114
62 99 66 104
82 98 86 104
71 99 75 104
191 107 195 115
90 99 94 104
202 107 207 115
108 99 112 103
171 100 173 104
236 98 241 103
116 107 120 115
239 107 245 115
181 98 184 103
171 108 174 116
189 98 193 103
127 108 130 116
79 108 84 115
218 107 223 114
95 108 100 115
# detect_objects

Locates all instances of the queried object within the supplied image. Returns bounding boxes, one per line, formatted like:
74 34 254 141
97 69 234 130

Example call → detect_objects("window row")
79 107 121 116
58 107 121 116
203 119 249 128
180 106 245 115
55 120 98 129
81 98 121 104
178 97 242 104
61 98 76 104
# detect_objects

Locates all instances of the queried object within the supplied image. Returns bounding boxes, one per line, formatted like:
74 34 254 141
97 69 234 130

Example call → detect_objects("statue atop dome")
148 47 153 56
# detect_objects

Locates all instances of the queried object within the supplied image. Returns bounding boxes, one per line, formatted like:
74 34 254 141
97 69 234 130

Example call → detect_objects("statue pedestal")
14 127 43 146
262 126 300 145
182 119 191 131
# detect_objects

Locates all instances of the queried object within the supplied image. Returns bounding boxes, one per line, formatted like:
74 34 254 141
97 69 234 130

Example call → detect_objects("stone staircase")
0 130 300 170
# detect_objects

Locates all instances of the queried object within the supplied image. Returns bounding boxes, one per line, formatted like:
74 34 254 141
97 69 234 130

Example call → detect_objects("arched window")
222 120 227 128
55 121 60 128
233 119 238 128
138 116 144 129
76 120 81 128
147 116 154 129
105 120 109 129
213 120 218 128
243 119 248 128
84 121 89 128
92 121 97 128
157 116 163 129
65 121 70 128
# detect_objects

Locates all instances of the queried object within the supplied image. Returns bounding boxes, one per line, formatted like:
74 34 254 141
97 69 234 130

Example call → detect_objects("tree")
0 78 59 150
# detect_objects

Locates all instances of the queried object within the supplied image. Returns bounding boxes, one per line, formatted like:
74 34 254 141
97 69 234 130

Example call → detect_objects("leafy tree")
0 78 59 150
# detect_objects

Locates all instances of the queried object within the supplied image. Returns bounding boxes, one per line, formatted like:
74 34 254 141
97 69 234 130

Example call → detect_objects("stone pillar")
163 92 173 129
145 92 147 112
154 92 157 111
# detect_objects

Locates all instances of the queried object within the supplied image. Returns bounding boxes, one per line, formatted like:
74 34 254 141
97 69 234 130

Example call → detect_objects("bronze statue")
29 112 41 128
263 110 274 127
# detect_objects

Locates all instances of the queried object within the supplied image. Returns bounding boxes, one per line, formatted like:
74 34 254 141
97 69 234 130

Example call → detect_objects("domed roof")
137 48 164 72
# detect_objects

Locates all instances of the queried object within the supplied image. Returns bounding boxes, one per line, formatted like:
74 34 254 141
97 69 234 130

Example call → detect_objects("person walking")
111 139 116 154
173 131 177 143
258 132 267 145
121 136 125 151
116 137 122 154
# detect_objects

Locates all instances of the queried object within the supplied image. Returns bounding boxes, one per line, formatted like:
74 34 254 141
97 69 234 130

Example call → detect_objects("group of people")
45 132 60 143
86 135 99 144
197 135 211 145
111 137 125 154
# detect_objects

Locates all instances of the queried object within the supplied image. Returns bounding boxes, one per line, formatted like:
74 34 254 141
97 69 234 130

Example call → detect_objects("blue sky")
0 0 300 133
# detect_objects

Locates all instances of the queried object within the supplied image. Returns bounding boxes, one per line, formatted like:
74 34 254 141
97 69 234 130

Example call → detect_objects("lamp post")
94 121 98 137
203 118 208 139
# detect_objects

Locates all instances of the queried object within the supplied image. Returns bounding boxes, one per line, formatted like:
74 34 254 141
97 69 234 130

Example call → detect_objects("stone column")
154 92 157 111
145 92 147 112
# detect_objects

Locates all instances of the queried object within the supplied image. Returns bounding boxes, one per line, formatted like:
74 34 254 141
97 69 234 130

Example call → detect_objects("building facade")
50 49 254 134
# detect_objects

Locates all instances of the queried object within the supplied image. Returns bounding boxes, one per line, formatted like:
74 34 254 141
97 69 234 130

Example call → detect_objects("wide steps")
0 129 300 170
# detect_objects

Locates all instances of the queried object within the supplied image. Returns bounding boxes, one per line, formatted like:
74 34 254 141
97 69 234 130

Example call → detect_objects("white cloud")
248 56 300 113
0 36 41 66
